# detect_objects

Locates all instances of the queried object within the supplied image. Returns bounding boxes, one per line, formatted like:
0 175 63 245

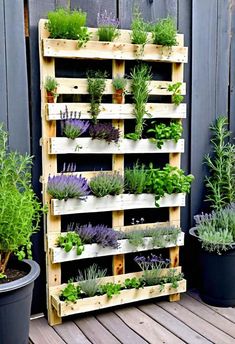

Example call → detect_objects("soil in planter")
0 268 27 284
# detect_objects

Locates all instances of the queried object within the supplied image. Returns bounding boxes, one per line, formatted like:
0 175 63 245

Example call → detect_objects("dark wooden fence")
0 0 234 313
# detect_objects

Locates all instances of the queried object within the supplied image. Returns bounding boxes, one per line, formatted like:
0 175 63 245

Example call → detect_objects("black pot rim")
189 227 235 250
0 259 40 293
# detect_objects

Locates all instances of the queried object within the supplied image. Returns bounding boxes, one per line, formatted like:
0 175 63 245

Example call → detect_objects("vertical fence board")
71 0 117 27
0 0 7 126
4 0 30 153
229 0 235 137
190 0 218 219
119 0 177 29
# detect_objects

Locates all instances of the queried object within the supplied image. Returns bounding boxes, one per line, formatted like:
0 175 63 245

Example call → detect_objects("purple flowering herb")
134 254 171 271
64 119 90 139
89 172 124 197
47 174 90 200
89 122 120 143
97 10 119 42
69 223 121 248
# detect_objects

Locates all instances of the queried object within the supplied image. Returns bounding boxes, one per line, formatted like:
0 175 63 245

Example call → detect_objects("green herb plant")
89 172 124 197
124 277 144 289
126 64 152 140
44 76 58 94
87 70 107 124
204 116 235 210
147 121 183 149
57 232 84 255
60 281 81 302
45 8 90 47
76 264 107 297
125 162 147 194
130 8 149 57
0 124 44 275
167 82 183 105
152 17 178 46
98 282 122 298
112 75 127 91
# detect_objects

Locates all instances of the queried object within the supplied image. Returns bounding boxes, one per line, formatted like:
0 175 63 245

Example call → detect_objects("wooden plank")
48 138 185 155
0 0 7 126
179 294 235 338
51 280 186 317
75 316 121 344
230 0 235 138
49 233 185 263
158 300 235 344
96 312 148 344
54 321 91 344
139 303 211 344
4 0 30 153
115 307 184 344
54 78 186 95
47 103 187 120
43 38 188 62
188 290 235 324
119 0 177 29
51 193 186 216
29 317 65 344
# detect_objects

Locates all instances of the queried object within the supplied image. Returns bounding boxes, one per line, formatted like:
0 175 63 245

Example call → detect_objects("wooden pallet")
39 19 188 325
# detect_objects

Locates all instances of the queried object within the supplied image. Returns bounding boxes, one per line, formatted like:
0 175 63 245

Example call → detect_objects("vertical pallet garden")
39 19 188 325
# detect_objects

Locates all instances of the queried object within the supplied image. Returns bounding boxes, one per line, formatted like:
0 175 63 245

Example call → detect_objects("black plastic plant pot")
199 249 235 307
0 259 40 344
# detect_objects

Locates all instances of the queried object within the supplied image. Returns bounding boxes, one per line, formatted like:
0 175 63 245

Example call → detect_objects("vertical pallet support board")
39 19 188 325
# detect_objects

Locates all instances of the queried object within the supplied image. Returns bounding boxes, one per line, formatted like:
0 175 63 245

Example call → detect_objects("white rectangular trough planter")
50 193 186 216
50 232 185 263
46 103 187 120
48 138 184 155
50 269 186 317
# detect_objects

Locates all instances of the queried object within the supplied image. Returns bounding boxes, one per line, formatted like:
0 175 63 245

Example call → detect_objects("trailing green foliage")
0 125 43 274
87 70 107 123
76 264 107 297
57 232 84 255
167 82 184 105
204 116 235 210
152 17 178 46
125 162 147 194
89 172 124 197
147 121 183 149
126 64 152 140
46 8 90 46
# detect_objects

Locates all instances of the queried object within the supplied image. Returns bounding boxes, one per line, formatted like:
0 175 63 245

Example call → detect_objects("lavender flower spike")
64 119 90 139
47 174 90 200
97 10 119 28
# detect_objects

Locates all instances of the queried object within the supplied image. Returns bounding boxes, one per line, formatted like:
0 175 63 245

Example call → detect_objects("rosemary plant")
126 64 152 140
87 70 107 123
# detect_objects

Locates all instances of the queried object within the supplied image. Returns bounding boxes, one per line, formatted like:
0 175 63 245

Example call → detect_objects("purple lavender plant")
69 223 121 248
89 122 120 143
64 119 90 139
134 254 171 271
97 10 119 42
47 174 90 200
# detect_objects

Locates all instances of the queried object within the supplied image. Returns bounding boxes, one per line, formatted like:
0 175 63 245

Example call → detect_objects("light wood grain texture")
54 321 91 344
115 307 184 344
51 193 186 215
29 317 65 344
48 138 185 154
47 102 187 120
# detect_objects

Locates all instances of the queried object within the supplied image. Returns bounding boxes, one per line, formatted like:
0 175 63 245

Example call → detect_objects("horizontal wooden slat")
51 193 186 215
46 103 187 120
51 278 186 317
43 38 188 63
48 138 185 154
49 232 185 263
55 78 186 96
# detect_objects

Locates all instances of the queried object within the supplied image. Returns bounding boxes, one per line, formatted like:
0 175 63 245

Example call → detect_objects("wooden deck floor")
29 291 235 344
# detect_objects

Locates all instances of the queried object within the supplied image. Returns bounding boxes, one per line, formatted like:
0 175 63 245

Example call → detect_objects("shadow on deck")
29 291 235 344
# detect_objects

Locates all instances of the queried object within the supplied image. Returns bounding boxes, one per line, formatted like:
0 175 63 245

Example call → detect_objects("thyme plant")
87 70 107 123
152 17 178 46
89 172 124 197
204 116 235 210
126 64 152 140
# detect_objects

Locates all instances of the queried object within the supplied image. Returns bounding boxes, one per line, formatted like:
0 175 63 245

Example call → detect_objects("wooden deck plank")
179 294 235 338
54 321 91 344
139 303 211 344
115 307 184 344
96 312 148 344
29 317 65 344
188 290 235 324
158 301 235 344
75 315 121 344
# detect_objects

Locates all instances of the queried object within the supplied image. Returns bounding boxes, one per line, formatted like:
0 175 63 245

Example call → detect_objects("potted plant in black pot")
0 124 43 344
190 116 235 307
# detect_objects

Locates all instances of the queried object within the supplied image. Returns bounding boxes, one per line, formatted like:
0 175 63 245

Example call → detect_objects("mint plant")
57 232 84 255
98 282 122 298
60 281 81 302
147 121 183 149
167 82 183 105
